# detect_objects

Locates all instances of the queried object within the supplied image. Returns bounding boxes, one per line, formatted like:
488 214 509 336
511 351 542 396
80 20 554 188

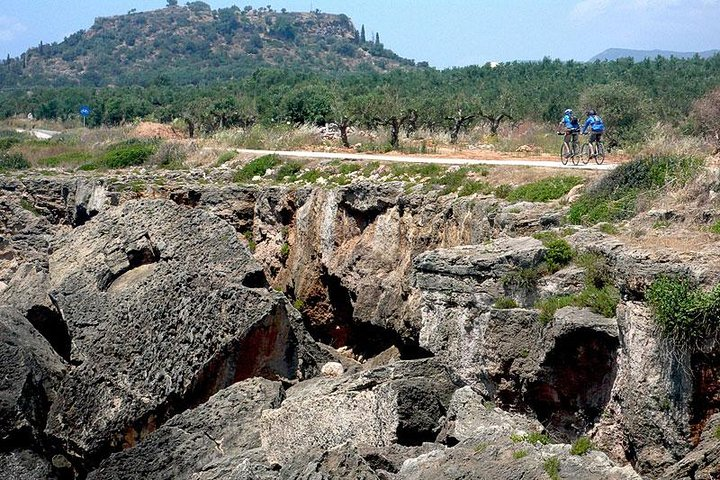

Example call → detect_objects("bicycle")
580 135 605 165
558 130 581 165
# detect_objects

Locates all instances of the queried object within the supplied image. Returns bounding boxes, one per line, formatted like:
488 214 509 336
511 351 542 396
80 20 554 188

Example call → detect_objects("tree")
375 33 380 45
690 86 720 154
167 0 178 6
360 25 366 43
579 82 652 147
282 85 332 125
360 88 412 149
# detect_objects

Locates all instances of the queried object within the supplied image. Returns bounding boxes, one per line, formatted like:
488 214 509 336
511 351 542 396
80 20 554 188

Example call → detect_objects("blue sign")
80 106 91 117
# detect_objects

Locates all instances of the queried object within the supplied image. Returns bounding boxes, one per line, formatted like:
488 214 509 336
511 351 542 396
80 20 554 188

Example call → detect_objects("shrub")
494 297 519 309
575 252 612 288
506 175 583 203
646 275 720 347
0 152 30 170
543 456 561 480
575 284 620 318
337 162 361 175
502 267 543 291
568 155 703 225
543 237 573 272
0 137 21 151
510 432 550 445
570 436 593 455
234 154 281 182
458 181 492 197
275 161 303 181
102 141 157 168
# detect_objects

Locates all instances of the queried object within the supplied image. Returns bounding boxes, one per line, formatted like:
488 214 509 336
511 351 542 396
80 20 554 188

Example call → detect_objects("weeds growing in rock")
544 456 561 480
536 295 577 325
513 449 528 459
19 198 41 216
570 436 593 455
242 231 256 252
646 275 720 349
275 161 303 181
714 425 720 440
494 297 519 309
293 299 305 311
474 442 489 453
510 432 550 445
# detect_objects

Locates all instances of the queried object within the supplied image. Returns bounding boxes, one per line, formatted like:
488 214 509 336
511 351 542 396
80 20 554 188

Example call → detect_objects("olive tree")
690 86 720 154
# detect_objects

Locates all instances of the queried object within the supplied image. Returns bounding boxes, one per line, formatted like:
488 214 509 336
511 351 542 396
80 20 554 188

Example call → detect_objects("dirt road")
235 148 617 171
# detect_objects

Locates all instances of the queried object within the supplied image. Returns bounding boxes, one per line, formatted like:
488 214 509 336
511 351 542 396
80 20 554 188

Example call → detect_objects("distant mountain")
0 3 415 88
590 48 720 62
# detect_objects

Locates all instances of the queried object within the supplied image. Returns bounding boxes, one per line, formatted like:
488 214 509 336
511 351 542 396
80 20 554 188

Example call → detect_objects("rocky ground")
1 167 719 479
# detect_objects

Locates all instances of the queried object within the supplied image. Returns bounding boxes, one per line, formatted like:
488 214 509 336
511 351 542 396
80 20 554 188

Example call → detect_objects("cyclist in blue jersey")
581 109 605 157
559 109 580 157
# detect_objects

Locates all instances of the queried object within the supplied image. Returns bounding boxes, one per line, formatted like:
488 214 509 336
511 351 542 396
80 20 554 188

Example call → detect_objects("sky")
0 0 718 68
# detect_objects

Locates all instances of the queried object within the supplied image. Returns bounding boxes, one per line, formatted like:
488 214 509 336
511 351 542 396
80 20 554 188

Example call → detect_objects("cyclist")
559 109 580 157
581 109 605 157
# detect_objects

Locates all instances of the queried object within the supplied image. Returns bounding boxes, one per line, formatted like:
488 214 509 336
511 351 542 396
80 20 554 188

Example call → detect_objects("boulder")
87 378 284 480
0 449 58 480
45 200 315 464
0 306 66 443
260 359 458 465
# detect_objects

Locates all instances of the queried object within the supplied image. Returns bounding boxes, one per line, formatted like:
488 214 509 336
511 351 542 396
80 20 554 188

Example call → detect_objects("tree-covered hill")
0 2 413 88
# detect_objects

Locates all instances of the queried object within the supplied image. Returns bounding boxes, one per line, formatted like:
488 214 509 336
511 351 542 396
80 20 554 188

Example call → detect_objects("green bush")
275 161 303 181
570 436 593 455
568 155 703 225
458 181 492 197
494 297 519 309
102 141 157 168
0 152 30 170
543 237 573 272
709 220 720 235
506 175 583 203
646 275 720 347
0 137 21 151
234 154 281 182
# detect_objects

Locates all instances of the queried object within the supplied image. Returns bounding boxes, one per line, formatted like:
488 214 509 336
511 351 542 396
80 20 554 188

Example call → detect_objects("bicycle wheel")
571 142 580 165
580 143 590 164
560 143 570 165
595 143 605 165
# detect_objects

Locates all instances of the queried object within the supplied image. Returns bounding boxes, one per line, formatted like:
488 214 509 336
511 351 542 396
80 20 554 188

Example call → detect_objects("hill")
0 3 415 88
590 48 719 62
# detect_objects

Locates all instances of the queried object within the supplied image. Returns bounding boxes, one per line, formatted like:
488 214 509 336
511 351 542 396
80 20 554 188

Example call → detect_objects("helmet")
564 109 573 115
588 109 596 116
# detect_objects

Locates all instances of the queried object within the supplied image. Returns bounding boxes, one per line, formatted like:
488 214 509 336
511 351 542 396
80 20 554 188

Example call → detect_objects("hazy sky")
1 0 718 68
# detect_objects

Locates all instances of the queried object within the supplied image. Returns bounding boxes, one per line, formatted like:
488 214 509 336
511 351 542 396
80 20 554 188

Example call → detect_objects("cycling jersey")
582 115 605 134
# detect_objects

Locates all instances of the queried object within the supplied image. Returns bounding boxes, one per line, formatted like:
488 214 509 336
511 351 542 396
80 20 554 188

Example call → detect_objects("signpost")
79 105 91 127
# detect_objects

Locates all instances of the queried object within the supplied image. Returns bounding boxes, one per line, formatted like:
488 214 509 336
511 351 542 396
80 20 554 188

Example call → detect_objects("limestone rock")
0 450 58 480
0 306 66 442
661 413 720 480
45 200 313 463
321 362 344 377
87 378 284 480
442 386 543 444
260 359 457 465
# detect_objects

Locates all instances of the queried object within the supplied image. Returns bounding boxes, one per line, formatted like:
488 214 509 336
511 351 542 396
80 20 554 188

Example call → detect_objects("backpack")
591 115 605 132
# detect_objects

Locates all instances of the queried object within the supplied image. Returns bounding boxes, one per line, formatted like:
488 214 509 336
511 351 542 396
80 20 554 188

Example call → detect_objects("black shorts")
590 132 602 143
564 130 579 143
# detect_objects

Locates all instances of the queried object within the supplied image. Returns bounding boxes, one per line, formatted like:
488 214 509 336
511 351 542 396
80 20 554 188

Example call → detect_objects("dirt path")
235 148 617 171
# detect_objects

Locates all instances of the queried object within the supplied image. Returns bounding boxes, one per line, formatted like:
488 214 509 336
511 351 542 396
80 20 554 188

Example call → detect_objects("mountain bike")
559 130 581 165
580 135 605 165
